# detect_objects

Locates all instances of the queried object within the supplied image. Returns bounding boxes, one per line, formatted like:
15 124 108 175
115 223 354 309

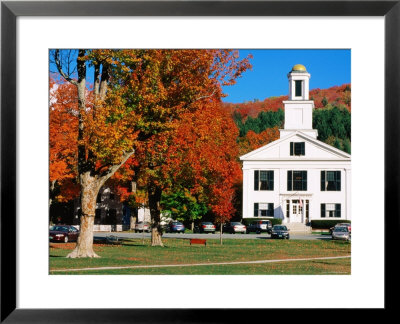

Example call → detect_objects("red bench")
190 238 207 246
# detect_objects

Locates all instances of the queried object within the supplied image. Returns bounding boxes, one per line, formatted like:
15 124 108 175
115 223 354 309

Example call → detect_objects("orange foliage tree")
49 80 80 205
164 99 242 244
52 49 251 254
237 127 280 156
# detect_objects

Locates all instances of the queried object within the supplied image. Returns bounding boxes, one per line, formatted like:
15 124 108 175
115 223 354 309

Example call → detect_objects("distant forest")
225 84 351 154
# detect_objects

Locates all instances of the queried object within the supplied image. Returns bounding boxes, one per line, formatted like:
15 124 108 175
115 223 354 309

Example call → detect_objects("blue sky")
222 49 351 103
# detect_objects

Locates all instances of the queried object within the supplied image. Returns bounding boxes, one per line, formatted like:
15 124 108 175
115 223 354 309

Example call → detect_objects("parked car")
194 222 216 234
329 223 351 235
270 225 290 239
166 221 185 233
223 222 247 234
331 226 351 241
246 220 272 234
49 225 79 243
135 221 151 233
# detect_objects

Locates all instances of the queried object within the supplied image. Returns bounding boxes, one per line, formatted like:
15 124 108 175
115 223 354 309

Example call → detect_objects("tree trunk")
67 172 101 258
148 186 163 247
191 221 194 231
220 223 223 245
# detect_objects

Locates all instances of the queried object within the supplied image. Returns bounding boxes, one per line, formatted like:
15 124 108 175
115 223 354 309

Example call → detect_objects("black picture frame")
1 0 398 322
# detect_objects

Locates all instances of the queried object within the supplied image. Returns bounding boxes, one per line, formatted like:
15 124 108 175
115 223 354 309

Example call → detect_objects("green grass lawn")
50 238 351 275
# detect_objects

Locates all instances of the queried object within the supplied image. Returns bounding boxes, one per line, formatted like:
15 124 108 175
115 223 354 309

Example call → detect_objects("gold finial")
291 64 307 72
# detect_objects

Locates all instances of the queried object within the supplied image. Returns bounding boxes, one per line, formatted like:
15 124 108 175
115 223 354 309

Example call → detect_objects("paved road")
94 232 332 241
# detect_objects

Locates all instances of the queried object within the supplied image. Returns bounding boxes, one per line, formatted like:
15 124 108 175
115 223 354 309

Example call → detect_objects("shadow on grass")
315 237 334 241
255 236 272 240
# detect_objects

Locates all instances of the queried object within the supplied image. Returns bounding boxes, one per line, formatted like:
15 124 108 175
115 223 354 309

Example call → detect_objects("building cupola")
280 64 317 139
288 64 310 101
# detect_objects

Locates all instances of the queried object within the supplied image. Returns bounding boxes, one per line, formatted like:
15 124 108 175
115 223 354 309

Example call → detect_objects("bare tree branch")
54 49 78 86
194 90 216 102
99 150 135 185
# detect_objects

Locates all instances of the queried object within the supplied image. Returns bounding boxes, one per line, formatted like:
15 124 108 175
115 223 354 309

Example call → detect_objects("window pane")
327 171 335 181
326 204 335 210
294 142 305 155
260 171 268 181
292 171 306 191
295 80 302 96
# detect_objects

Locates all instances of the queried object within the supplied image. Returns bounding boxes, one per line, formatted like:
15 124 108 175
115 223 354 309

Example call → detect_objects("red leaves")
238 127 280 156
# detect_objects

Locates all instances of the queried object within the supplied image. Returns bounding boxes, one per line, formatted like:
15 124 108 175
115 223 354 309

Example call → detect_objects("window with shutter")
287 171 292 191
254 170 274 191
254 203 259 217
290 170 307 191
254 203 273 217
321 204 326 218
335 204 341 218
254 170 259 191
321 171 341 191
268 203 274 216
291 142 305 156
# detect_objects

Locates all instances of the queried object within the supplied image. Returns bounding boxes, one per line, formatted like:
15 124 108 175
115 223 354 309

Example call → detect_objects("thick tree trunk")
67 172 101 258
220 223 223 245
148 186 164 247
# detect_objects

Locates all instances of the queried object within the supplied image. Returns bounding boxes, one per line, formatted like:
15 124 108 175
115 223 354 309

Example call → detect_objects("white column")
304 77 309 100
242 168 250 218
345 168 351 220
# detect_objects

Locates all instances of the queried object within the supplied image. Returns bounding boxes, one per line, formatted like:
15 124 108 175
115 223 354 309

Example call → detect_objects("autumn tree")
162 99 243 244
237 127 280 156
49 80 80 207
52 49 250 255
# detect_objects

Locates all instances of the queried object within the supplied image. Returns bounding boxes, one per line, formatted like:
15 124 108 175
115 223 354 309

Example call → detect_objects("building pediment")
240 131 351 161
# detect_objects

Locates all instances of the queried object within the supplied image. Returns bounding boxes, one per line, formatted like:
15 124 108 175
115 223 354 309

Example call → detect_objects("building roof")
240 130 351 161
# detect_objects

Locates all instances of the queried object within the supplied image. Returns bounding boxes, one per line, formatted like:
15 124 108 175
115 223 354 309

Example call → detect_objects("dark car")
49 225 79 243
329 223 351 235
166 221 185 233
246 220 272 234
223 222 247 234
270 225 290 239
194 222 216 234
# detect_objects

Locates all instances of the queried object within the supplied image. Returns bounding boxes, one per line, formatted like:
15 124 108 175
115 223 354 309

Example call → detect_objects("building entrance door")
291 200 303 223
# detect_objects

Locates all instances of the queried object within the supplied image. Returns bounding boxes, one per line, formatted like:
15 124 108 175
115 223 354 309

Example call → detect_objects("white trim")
240 130 351 160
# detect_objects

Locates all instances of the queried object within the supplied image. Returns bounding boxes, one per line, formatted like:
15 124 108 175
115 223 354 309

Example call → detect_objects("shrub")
241 218 283 226
311 219 351 229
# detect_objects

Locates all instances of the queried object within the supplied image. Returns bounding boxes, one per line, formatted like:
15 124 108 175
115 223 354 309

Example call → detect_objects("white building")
240 64 351 229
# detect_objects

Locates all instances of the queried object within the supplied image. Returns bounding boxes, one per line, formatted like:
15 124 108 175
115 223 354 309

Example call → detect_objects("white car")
332 226 351 241
223 222 247 234
135 221 151 233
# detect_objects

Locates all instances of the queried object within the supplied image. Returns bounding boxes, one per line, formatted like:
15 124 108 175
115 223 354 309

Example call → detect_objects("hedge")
310 219 351 229
241 218 283 226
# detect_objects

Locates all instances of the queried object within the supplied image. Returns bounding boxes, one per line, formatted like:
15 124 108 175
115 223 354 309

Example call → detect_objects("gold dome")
291 64 307 72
